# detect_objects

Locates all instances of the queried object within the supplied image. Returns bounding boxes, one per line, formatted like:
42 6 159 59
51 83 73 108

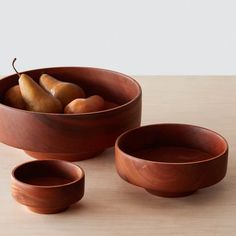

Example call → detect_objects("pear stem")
12 58 21 77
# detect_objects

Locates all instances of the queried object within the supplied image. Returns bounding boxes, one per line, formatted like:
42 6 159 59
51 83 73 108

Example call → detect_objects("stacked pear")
3 59 110 114
39 74 85 107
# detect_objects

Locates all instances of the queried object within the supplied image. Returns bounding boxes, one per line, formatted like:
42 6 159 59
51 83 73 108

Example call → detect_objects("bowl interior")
0 67 140 107
117 124 227 163
13 160 83 186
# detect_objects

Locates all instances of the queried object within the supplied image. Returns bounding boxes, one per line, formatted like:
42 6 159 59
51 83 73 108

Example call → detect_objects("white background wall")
0 0 236 75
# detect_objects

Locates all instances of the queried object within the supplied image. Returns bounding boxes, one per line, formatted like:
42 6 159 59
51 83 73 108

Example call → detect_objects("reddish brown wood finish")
0 67 142 161
11 160 85 214
115 124 228 197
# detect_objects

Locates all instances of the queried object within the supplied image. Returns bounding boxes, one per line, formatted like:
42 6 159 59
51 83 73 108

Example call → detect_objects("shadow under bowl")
11 160 85 214
115 123 228 197
0 67 142 161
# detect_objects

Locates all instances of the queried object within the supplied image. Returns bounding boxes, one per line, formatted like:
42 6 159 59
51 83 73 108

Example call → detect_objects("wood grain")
11 160 85 214
0 76 236 236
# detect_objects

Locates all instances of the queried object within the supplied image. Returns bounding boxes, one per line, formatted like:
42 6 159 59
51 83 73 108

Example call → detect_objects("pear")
19 74 63 113
64 95 104 114
11 58 62 113
4 85 26 109
39 74 85 107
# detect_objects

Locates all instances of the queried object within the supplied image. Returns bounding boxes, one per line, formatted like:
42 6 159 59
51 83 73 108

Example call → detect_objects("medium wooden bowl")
115 124 228 197
11 160 85 214
0 67 141 161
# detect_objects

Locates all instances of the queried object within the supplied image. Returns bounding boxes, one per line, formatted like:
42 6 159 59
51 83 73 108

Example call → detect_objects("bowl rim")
11 159 85 189
0 66 142 116
115 123 229 165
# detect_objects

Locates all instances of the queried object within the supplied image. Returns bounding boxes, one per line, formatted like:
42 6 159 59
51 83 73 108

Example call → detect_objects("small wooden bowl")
11 160 85 214
115 124 228 197
0 67 141 161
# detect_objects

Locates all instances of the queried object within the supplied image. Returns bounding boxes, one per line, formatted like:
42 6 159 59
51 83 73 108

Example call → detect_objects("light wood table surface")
0 76 236 236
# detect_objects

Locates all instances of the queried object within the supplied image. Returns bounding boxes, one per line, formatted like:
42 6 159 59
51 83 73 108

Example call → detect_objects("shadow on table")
120 181 229 211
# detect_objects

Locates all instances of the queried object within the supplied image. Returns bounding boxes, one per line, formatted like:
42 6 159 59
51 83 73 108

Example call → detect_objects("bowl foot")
145 189 197 197
24 149 105 162
27 206 69 214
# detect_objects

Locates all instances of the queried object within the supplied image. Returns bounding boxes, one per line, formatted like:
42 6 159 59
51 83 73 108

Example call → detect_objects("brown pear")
4 85 26 109
64 95 105 114
11 58 63 113
39 74 85 107
19 74 63 113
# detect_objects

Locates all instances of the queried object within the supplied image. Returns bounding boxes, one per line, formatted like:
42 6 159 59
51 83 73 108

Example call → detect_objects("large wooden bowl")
0 67 142 161
115 124 228 197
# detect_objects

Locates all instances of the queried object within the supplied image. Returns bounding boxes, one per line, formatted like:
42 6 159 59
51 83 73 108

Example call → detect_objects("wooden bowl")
0 67 141 161
115 124 228 197
11 160 85 214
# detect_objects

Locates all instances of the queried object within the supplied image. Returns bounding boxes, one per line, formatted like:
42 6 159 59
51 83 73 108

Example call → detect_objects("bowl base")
146 189 196 198
27 206 69 214
24 149 105 162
